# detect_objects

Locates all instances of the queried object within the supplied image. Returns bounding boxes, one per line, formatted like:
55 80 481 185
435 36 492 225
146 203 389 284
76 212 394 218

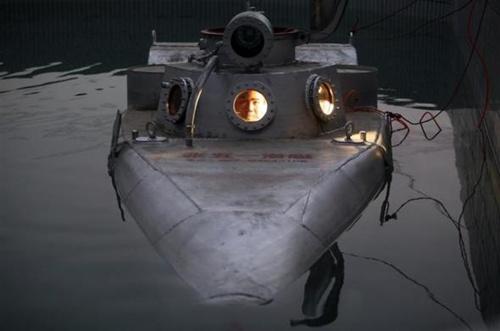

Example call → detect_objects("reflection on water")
291 243 344 328
1 1 499 330
0 0 309 73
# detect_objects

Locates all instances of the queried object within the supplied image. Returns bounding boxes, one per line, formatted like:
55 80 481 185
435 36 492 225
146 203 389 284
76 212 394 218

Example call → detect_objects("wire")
346 0 489 141
383 126 488 312
350 0 492 316
345 252 474 331
469 0 491 128
351 0 454 35
386 197 462 228
384 0 473 40
345 104 413 147
385 0 489 141
489 1 500 16
351 0 420 34
356 0 485 141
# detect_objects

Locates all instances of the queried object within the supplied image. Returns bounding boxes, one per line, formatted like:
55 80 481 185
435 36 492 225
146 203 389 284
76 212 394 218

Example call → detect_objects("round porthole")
161 77 193 123
305 74 339 122
226 82 275 131
233 89 268 122
223 11 274 67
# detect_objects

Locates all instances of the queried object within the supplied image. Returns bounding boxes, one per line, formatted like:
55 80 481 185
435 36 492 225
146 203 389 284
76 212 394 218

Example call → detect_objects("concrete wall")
450 0 500 327
451 0 500 169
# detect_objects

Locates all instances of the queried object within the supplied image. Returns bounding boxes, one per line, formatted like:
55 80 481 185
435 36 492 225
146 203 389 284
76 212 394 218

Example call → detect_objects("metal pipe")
185 55 219 147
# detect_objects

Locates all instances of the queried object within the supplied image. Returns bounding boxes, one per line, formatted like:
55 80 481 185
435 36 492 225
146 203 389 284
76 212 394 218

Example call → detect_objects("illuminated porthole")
226 82 276 131
161 77 193 123
233 89 268 122
305 74 339 122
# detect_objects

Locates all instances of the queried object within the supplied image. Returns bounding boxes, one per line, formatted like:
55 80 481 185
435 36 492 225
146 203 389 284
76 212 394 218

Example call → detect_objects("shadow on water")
290 243 344 328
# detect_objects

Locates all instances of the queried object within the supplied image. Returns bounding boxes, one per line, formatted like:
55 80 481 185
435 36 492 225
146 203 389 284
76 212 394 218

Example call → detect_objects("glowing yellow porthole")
233 89 268 122
318 82 335 115
305 74 338 122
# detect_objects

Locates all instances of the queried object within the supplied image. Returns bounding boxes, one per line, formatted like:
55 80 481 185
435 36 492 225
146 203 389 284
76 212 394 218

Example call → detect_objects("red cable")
466 0 491 128
415 0 490 134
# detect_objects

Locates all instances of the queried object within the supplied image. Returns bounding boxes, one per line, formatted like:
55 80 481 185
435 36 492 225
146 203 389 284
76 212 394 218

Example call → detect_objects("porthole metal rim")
225 81 276 132
305 74 338 123
161 77 194 124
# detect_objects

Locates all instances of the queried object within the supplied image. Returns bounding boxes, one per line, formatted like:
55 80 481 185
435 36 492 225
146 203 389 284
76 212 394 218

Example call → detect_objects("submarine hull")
113 110 391 303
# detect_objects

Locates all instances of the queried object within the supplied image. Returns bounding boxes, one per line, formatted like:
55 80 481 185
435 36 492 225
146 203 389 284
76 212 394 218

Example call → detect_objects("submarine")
108 0 393 304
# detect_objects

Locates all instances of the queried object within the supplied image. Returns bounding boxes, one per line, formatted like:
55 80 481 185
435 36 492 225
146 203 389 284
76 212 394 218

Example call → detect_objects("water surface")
1 2 499 330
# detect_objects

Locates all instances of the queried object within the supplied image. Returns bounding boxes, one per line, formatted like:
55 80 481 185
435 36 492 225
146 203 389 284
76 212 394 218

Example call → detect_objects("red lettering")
262 153 285 159
288 153 313 160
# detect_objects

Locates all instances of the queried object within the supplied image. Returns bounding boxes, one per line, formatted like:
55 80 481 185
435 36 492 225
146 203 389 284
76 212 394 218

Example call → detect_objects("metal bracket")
131 122 167 143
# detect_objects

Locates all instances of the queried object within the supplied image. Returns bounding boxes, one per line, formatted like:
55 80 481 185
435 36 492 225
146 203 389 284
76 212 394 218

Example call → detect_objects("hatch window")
233 89 268 122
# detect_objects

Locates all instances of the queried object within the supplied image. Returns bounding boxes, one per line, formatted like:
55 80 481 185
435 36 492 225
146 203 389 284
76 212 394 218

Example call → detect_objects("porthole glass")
305 74 338 122
233 89 268 122
318 82 335 115
166 84 182 116
160 77 193 124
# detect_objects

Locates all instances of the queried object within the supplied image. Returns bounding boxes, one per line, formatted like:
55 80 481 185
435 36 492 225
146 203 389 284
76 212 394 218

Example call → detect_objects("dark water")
1 1 499 330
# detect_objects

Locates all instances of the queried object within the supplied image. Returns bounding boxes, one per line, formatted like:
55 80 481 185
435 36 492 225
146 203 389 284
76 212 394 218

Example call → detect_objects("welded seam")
300 191 312 223
299 177 380 247
207 293 273 305
300 223 331 251
131 143 202 212
119 149 150 202
284 113 388 220
119 144 203 242
304 146 384 211
152 212 200 246
282 194 307 215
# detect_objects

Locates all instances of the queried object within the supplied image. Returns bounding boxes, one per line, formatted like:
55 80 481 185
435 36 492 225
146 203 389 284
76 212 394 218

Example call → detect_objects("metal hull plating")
110 9 392 301
113 110 391 303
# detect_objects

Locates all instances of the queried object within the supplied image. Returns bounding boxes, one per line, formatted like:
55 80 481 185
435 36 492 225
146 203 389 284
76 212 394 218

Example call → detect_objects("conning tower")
153 6 347 141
